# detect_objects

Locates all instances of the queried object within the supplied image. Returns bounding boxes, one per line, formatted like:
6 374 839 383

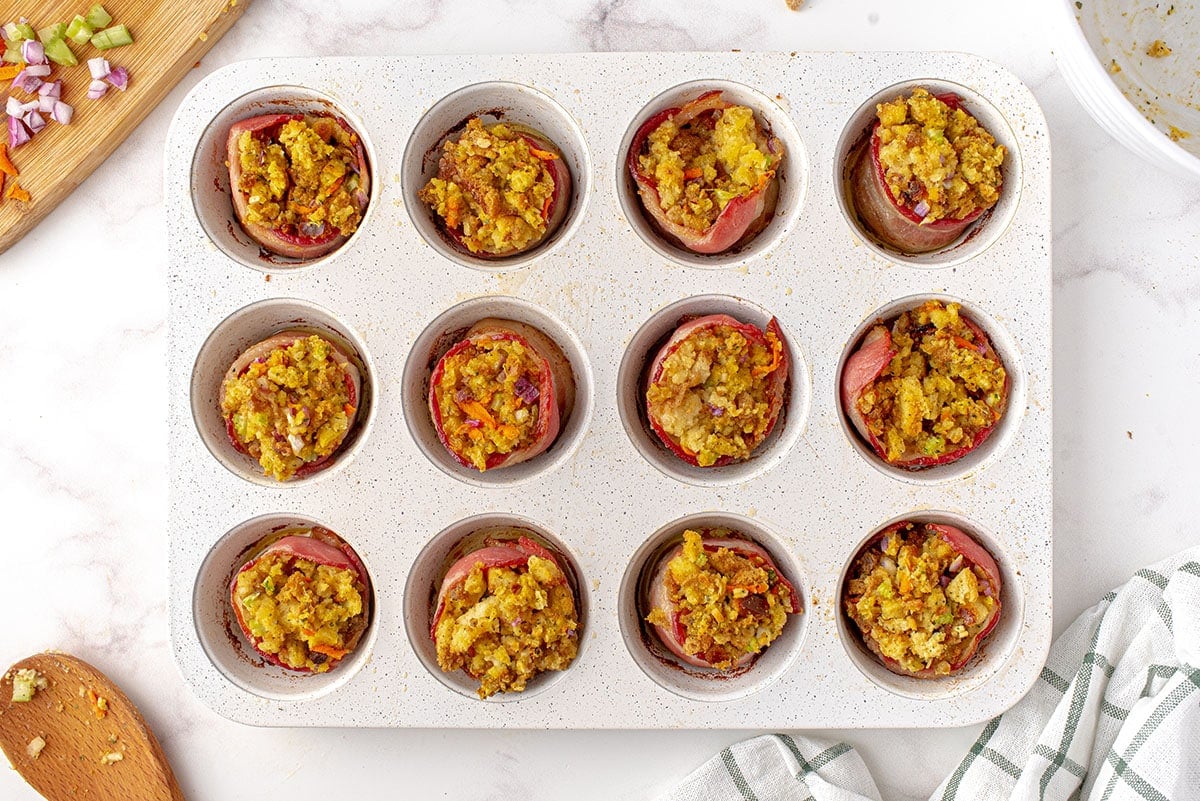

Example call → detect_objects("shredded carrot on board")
0 144 18 177
6 182 30 203
0 64 22 80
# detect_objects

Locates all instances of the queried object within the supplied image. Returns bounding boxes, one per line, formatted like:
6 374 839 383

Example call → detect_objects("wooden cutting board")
0 0 250 255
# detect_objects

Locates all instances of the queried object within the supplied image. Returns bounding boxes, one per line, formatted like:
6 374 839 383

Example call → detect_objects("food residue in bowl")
9 668 47 702
1145 38 1173 57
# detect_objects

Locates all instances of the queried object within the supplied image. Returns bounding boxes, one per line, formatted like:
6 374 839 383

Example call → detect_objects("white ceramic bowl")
1054 0 1200 179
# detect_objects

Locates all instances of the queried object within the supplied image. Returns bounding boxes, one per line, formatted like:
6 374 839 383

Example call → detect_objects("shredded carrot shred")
86 689 109 719
683 167 703 180
458 400 496 428
751 332 783 377
310 643 347 660
952 334 985 355
6 182 30 203
0 64 21 80
0 144 18 177
527 147 558 161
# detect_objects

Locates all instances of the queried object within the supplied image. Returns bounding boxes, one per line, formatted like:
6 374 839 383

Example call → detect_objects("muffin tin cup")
168 53 1052 729
402 81 592 272
834 293 1026 485
193 513 378 701
833 78 1023 269
618 512 810 702
190 85 380 273
402 514 591 702
835 510 1025 701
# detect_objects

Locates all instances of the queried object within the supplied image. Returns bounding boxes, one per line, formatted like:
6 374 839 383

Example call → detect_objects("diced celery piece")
90 24 132 50
43 37 77 66
85 5 113 29
66 15 94 45
38 22 67 44
2 44 22 64
10 22 36 41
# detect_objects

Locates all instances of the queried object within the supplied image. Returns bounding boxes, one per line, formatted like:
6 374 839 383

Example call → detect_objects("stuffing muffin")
227 113 370 259
628 90 783 254
646 529 801 670
429 318 574 472
230 527 371 673
840 300 1008 469
419 118 571 257
645 314 788 467
844 521 1001 677
431 532 580 698
849 88 1004 253
220 331 361 481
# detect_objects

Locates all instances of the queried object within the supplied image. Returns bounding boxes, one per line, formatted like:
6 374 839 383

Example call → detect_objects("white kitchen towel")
662 546 1200 801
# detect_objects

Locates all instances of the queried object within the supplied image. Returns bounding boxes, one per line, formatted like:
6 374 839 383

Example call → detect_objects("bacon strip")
226 113 370 259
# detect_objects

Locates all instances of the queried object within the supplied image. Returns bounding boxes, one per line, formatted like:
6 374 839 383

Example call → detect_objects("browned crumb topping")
647 530 795 669
419 118 560 255
237 116 365 238
845 524 998 675
638 105 778 232
875 88 1005 222
856 301 1006 464
435 555 579 698
646 324 783 466
221 335 355 481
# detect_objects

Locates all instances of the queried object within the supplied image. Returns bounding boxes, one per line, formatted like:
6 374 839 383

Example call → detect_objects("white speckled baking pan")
166 52 1052 729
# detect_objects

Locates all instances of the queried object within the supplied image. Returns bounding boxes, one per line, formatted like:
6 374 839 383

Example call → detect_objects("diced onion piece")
20 39 44 65
37 94 54 113
24 63 50 77
88 56 110 80
87 79 107 99
8 115 31 149
38 79 60 97
18 99 38 115
11 69 43 93
106 65 127 91
51 100 73 124
25 110 45 133
5 95 22 116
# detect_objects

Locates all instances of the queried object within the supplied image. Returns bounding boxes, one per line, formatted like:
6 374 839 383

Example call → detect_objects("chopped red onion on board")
106 66 128 91
87 79 108 99
38 80 61 98
51 100 73 124
88 57 111 80
8 115 31 149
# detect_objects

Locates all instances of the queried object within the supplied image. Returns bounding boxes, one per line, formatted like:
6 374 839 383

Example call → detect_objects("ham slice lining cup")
643 530 802 672
428 318 575 472
839 304 1009 471
226 113 371 261
627 90 783 256
847 92 1000 255
220 330 362 482
644 313 789 468
842 521 1002 679
229 527 372 674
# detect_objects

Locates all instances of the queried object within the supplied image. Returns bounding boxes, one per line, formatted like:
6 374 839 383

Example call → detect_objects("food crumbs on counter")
86 688 109 718
1109 59 1122 74
198 31 208 42
10 668 48 702
1168 126 1190 142
99 750 123 765
1146 39 1172 58
26 736 46 759
786 0 804 9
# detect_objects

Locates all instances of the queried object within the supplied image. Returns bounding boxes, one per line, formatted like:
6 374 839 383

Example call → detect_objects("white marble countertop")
2 1 1198 799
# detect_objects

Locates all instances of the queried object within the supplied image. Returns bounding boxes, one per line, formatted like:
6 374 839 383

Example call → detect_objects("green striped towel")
664 547 1200 801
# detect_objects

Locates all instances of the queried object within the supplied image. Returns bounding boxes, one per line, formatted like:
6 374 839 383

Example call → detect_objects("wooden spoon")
0 653 184 801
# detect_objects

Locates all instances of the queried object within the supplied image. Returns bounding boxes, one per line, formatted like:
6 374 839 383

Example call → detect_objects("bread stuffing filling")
875 88 1004 223
435 555 579 698
646 324 783 466
855 301 1006 464
845 524 998 675
647 530 794 670
419 118 560 255
434 337 544 471
234 553 365 673
221 335 355 481
236 116 365 238
638 104 777 232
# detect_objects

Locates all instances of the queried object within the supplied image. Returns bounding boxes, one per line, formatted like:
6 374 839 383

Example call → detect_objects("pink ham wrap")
849 93 995 254
647 533 801 669
429 318 574 471
229 528 371 673
848 521 1002 678
840 312 1007 469
227 113 370 259
645 314 788 467
628 91 782 254
221 330 362 480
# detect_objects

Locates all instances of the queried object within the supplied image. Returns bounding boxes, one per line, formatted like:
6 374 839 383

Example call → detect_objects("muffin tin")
166 52 1052 728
